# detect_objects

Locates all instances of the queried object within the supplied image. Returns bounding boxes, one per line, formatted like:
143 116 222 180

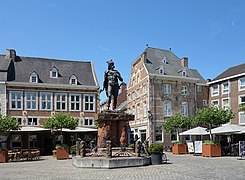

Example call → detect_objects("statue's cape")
103 71 109 96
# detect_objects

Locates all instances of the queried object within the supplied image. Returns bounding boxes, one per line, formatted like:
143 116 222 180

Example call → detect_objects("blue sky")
1 0 245 101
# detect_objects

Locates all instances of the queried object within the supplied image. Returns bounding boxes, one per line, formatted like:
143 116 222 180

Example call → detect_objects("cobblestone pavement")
0 153 244 180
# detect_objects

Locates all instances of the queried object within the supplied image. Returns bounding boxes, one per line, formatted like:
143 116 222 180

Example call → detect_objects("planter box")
202 144 221 157
0 150 8 163
172 144 187 155
55 148 69 160
150 153 162 165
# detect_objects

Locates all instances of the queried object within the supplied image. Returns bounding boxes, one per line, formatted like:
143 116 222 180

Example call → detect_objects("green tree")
0 115 19 149
194 107 235 140
43 113 78 145
0 115 19 134
162 113 192 142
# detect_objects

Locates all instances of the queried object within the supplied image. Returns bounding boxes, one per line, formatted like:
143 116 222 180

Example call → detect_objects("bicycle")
161 151 168 164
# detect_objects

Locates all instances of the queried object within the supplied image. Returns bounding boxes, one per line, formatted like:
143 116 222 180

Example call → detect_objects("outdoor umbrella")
212 123 245 135
179 126 209 136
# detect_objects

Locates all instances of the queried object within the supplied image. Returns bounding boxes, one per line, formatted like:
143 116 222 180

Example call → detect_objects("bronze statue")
80 140 86 158
101 60 123 111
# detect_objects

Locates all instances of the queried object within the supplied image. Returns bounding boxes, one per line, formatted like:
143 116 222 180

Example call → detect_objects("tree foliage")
43 113 78 144
0 115 19 134
43 113 78 131
162 113 192 141
194 107 235 127
194 107 235 140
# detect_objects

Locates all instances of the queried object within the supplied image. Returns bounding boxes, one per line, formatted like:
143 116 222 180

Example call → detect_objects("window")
163 100 172 116
181 102 188 117
9 91 23 110
143 85 147 94
239 95 245 105
197 85 203 93
70 94 81 111
50 67 58 78
136 104 140 119
203 100 208 106
84 94 95 112
13 117 23 125
222 98 229 110
70 75 78 85
40 92 53 110
29 135 37 148
222 81 229 94
182 70 187 77
30 72 38 83
27 117 38 126
211 100 219 108
211 84 219 96
182 86 188 95
239 112 245 125
143 102 147 117
55 93 67 111
25 92 38 110
132 92 135 100
156 125 162 142
239 78 245 91
11 134 21 148
84 117 94 126
164 84 171 94
136 75 140 84
159 67 164 75
128 94 131 101
136 89 140 98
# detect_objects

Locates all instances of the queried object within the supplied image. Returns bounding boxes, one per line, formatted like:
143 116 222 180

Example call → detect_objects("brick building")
127 47 208 146
0 49 99 154
208 63 245 125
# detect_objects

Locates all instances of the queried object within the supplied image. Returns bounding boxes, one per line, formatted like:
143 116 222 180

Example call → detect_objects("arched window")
30 72 38 83
50 67 58 78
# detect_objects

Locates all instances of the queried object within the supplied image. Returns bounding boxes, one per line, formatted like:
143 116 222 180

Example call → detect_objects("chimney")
181 57 188 68
5 49 16 61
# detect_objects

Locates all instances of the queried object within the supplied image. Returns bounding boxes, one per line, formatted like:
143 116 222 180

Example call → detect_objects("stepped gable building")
0 49 99 154
127 47 208 146
208 63 245 125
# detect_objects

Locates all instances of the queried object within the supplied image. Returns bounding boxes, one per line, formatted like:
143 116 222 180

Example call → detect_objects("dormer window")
30 72 38 83
50 67 58 78
161 58 168 64
70 75 78 85
182 70 187 77
159 66 164 75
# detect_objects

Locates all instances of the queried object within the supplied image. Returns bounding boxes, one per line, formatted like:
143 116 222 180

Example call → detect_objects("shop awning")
62 127 98 132
13 126 50 132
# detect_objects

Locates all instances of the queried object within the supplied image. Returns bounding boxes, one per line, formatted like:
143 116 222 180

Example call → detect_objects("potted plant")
0 115 19 163
70 145 76 157
55 144 69 160
43 113 78 160
202 140 221 157
148 143 164 165
172 141 187 155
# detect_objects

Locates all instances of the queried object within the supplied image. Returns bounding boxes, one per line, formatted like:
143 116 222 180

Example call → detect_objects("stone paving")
0 153 244 180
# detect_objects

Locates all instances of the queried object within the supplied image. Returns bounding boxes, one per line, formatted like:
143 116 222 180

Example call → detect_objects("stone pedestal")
97 112 134 148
